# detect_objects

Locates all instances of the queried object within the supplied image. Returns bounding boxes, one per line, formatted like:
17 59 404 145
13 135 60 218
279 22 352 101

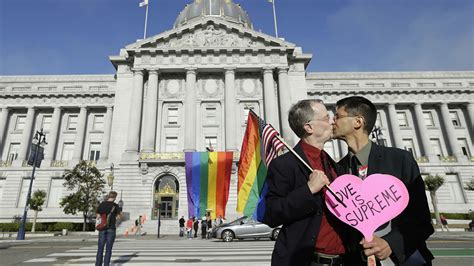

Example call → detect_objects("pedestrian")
95 191 122 266
179 216 185 237
263 99 348 266
134 215 142 236
193 217 199 238
186 217 193 239
440 215 449 232
333 96 434 265
206 216 213 239
216 215 223 226
201 217 208 239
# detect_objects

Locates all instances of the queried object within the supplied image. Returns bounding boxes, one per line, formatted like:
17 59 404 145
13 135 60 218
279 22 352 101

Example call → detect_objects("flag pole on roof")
267 0 279 38
139 0 149 39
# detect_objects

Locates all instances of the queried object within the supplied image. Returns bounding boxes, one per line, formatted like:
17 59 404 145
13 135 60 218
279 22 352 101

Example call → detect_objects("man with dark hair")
333 96 434 265
264 99 350 266
95 191 122 266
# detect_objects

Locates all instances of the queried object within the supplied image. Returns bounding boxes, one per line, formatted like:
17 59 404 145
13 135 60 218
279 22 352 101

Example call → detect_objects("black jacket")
339 143 434 265
263 143 349 266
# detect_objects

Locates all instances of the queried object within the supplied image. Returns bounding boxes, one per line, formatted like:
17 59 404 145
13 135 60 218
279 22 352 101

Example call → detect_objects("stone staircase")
119 219 179 236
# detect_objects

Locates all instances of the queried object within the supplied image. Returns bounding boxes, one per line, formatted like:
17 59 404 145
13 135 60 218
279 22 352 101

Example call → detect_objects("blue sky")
0 0 473 75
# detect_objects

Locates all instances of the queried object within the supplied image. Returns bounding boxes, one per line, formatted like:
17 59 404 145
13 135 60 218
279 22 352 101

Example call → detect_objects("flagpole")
143 2 149 39
274 134 347 208
271 0 279 38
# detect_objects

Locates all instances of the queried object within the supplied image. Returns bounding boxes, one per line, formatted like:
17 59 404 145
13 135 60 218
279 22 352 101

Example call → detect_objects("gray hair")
288 99 324 138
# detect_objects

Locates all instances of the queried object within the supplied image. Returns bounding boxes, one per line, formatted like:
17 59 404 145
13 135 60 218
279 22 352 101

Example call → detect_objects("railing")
416 156 429 163
139 152 241 161
0 161 12 167
50 160 69 167
440 156 457 163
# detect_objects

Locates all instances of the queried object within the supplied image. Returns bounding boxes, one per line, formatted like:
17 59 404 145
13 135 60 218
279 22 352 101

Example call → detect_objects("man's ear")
353 116 364 130
303 123 312 135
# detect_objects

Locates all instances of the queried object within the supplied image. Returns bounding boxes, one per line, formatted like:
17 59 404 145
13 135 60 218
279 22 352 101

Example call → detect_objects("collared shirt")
300 140 345 255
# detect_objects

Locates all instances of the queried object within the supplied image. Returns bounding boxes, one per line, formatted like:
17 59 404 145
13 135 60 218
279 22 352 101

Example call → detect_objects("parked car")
211 216 281 242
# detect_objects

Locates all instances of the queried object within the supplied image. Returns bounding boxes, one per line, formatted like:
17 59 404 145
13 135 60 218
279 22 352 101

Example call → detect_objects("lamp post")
371 126 383 146
17 129 47 240
107 163 114 190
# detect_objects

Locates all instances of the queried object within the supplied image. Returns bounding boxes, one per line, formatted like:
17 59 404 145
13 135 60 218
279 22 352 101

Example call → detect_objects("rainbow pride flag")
185 152 233 219
236 111 284 220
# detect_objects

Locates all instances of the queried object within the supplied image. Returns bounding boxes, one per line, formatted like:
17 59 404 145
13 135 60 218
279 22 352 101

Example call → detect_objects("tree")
28 189 47 232
60 161 106 231
424 174 445 226
465 178 474 191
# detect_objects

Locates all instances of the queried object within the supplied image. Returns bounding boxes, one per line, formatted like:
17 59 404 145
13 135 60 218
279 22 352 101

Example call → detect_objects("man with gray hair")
263 99 350 266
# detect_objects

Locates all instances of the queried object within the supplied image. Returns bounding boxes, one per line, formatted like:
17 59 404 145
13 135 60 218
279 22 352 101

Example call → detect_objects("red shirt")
300 141 345 255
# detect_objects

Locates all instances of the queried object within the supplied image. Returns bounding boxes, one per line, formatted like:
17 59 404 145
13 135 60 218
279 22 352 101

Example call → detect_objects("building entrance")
152 175 179 220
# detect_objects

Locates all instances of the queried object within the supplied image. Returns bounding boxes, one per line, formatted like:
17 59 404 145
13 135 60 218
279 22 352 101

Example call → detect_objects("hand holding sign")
325 174 409 242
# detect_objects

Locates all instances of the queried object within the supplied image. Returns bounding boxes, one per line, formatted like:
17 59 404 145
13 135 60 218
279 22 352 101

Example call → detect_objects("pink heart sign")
325 174 409 242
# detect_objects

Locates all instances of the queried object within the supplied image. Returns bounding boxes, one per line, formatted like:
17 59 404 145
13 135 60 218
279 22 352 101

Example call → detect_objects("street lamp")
17 129 47 240
371 126 383 146
107 163 114 190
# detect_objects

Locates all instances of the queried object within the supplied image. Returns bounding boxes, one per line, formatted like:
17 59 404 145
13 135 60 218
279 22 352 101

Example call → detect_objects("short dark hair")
107 191 118 199
288 99 323 138
336 96 377 134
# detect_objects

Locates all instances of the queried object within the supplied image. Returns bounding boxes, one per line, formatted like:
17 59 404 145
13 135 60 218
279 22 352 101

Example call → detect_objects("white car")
211 216 281 242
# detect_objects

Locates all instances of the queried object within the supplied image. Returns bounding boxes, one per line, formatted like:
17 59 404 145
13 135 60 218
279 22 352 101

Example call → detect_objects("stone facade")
0 2 473 234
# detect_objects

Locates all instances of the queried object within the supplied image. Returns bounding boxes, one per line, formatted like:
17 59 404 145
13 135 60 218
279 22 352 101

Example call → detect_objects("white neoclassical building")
0 0 473 233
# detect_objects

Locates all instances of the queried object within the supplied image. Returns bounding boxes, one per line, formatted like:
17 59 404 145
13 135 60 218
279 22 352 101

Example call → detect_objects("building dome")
174 0 253 29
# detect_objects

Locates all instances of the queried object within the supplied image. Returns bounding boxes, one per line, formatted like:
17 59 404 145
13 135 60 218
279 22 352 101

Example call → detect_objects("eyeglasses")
307 115 331 123
334 113 356 120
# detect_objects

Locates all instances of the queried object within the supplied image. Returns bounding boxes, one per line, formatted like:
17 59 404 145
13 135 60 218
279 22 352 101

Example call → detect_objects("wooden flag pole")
274 135 347 208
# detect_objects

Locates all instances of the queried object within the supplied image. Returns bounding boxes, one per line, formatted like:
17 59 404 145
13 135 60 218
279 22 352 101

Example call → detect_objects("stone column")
277 67 293 143
72 107 87 161
387 103 403 149
0 107 10 155
125 70 145 152
263 68 279 130
17 107 35 162
44 107 62 160
142 70 159 152
101 106 114 160
225 68 236 151
413 103 434 160
439 103 462 158
184 68 197 152
466 103 474 134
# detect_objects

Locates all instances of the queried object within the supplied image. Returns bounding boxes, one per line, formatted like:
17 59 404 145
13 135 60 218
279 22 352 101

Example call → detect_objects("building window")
168 108 178 125
92 115 104 131
422 111 434 127
392 83 410 87
417 82 436 87
41 115 52 131
61 142 74 161
165 137 178 152
449 111 460 127
17 178 30 208
7 143 20 162
439 173 466 203
458 138 471 157
430 139 443 158
402 139 417 157
204 136 217 151
205 107 217 125
366 83 385 88
15 115 26 131
89 142 101 161
67 115 78 130
314 84 333 88
340 83 359 88
47 179 63 208
397 112 408 127
443 82 462 87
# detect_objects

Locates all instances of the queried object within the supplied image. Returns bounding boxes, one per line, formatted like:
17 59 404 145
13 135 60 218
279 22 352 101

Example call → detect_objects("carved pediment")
127 18 294 51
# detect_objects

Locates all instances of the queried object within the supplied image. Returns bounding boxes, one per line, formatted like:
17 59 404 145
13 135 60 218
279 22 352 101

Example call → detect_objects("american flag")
253 111 285 166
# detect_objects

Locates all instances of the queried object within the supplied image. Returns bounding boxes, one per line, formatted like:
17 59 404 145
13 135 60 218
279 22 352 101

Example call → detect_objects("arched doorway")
152 175 179 220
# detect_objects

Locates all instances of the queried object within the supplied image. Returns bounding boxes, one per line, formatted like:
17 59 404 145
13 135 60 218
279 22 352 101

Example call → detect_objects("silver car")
211 216 281 242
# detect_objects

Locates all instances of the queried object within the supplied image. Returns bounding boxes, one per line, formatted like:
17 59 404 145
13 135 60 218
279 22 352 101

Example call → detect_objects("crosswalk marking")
24 239 275 265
